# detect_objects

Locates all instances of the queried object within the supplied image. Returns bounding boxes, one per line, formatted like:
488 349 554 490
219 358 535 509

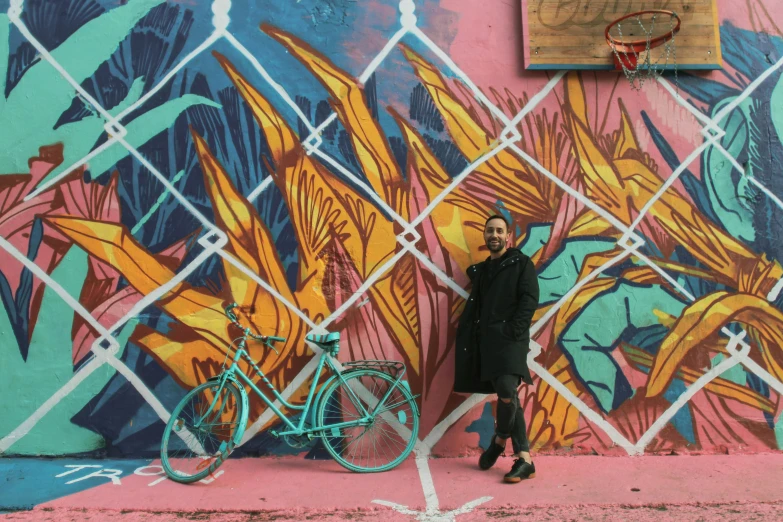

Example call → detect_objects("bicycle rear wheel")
316 369 419 472
161 379 246 483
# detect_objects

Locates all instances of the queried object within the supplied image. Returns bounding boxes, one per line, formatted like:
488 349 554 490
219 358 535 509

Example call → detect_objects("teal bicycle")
160 303 420 483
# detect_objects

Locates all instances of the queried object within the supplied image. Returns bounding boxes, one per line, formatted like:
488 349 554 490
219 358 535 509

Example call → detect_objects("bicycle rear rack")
342 360 406 379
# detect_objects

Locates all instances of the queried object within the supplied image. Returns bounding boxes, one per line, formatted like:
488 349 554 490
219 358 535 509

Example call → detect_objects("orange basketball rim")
605 10 682 71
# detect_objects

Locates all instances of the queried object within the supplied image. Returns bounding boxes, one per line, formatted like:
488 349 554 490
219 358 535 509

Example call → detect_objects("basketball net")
607 12 679 93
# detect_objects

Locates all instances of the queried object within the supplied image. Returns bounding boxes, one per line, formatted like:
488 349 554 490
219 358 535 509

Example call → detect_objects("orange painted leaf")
213 52 396 285
616 156 783 294
527 355 582 449
43 216 234 355
620 343 775 414
391 109 488 271
567 209 618 238
262 25 408 219
191 130 308 371
567 114 631 223
400 44 551 220
647 292 783 397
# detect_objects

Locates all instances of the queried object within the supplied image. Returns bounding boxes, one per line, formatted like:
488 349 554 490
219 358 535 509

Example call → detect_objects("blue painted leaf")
674 72 741 108
13 219 43 360
721 22 783 83
21 0 105 51
365 72 379 121
410 83 444 133
641 110 721 226
85 94 221 179
423 134 468 178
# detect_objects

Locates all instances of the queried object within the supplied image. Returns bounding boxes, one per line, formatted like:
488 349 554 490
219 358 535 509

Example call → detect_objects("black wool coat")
454 248 540 394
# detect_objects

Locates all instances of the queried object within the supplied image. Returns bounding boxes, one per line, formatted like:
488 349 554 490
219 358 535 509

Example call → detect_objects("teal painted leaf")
537 237 617 304
0 0 165 175
0 246 131 455
559 282 686 412
771 72 783 152
38 78 146 186
702 96 756 242
85 95 222 180
519 224 551 257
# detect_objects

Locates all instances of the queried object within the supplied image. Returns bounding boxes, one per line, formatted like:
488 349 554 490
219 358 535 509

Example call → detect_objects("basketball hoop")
605 10 681 91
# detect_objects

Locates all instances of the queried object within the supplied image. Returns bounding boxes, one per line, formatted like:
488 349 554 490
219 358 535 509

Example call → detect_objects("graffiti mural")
1 0 782 460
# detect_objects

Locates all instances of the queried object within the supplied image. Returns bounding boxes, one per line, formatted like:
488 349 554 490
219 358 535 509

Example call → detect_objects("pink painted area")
430 454 783 509
9 454 783 521
4 503 783 522
40 457 425 513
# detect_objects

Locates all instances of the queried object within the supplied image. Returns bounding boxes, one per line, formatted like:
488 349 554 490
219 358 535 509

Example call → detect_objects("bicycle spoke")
317 370 418 472
161 381 244 483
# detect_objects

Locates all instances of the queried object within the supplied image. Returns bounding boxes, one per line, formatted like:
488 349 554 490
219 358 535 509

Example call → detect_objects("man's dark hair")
484 214 510 230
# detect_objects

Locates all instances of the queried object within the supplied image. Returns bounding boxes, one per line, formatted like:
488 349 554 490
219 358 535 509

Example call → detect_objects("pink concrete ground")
4 454 783 521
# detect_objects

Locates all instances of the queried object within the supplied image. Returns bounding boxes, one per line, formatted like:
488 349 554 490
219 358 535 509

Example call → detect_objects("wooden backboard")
521 0 721 70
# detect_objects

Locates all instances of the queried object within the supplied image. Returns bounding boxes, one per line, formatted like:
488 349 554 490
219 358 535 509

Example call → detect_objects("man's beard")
486 239 504 252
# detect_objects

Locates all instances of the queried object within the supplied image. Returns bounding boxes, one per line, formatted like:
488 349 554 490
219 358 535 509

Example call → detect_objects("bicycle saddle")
306 332 340 346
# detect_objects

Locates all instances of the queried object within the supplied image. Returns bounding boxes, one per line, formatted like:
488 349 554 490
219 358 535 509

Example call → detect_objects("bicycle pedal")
270 429 280 439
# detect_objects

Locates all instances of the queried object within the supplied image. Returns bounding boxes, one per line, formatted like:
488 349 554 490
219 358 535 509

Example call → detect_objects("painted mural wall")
1 0 782 458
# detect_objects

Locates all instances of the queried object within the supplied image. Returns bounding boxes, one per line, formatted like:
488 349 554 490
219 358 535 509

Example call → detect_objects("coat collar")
479 248 524 283
467 249 526 283
483 248 523 269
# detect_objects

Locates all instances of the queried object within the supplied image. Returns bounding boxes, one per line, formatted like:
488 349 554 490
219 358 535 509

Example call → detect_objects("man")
454 215 540 483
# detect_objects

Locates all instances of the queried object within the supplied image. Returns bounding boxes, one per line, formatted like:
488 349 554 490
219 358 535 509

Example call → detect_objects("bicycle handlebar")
224 302 287 354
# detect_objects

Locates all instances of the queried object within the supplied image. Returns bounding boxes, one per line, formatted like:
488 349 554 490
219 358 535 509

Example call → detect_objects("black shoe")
478 436 504 470
504 458 536 483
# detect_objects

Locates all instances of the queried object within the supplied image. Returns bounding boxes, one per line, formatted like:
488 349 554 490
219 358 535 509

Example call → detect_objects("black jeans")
491 374 530 454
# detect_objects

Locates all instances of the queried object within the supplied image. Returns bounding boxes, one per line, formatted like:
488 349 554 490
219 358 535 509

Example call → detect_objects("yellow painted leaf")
44 216 233 354
134 324 311 421
133 325 225 390
744 323 783 391
369 256 420 373
619 266 664 286
529 355 582 449
400 44 552 220
262 25 408 219
617 157 783 294
613 99 640 160
620 343 775 414
568 114 631 223
213 52 396 286
191 130 306 366
563 72 589 131
391 109 488 271
647 292 783 397
567 209 618 238
577 248 625 283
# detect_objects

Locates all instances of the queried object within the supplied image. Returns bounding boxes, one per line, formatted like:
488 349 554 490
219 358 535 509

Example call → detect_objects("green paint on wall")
0 0 165 175
0 247 132 455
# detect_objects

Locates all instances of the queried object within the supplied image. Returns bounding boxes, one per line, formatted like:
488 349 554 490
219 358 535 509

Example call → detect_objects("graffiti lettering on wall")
1 0 783 458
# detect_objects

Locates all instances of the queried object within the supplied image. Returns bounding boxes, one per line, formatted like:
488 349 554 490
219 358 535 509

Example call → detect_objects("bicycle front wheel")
316 370 419 473
161 379 246 483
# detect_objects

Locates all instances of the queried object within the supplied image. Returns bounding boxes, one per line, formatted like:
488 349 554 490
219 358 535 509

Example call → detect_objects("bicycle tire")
161 379 247 483
316 369 419 473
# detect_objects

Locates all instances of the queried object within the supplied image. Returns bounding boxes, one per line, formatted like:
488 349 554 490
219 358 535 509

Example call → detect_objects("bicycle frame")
213 336 382 438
